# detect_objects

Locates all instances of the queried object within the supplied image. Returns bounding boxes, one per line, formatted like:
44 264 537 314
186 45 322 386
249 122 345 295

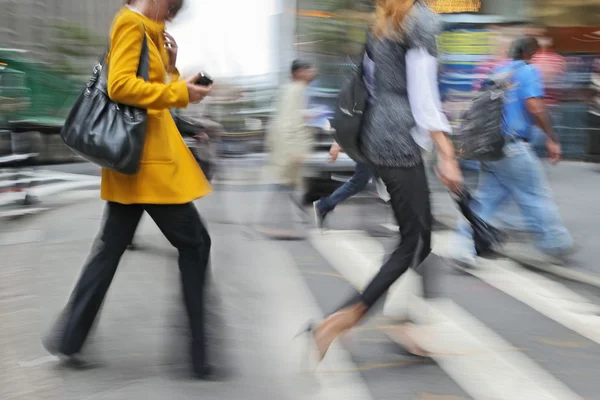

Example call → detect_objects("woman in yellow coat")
44 0 217 380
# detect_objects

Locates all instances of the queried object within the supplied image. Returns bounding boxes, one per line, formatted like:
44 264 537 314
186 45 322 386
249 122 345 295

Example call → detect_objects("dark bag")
171 112 216 181
455 189 505 256
453 77 508 162
332 52 369 164
60 28 150 175
454 64 530 162
171 111 201 138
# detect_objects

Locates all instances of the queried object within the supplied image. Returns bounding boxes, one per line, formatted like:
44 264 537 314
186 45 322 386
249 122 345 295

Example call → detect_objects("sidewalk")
0 197 371 400
430 161 600 283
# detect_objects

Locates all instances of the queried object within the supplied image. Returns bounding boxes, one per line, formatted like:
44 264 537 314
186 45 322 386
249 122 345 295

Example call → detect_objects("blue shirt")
495 61 545 141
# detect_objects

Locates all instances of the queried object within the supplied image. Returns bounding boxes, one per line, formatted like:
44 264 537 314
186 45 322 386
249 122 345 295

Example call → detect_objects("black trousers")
54 202 211 371
340 162 437 310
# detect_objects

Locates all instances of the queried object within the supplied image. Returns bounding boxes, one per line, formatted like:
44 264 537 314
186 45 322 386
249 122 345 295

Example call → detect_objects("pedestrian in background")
256 60 317 239
304 0 462 360
44 0 219 380
312 141 375 229
452 36 573 268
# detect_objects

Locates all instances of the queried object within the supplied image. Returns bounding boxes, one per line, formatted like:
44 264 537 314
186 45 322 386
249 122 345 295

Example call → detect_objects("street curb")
433 213 600 289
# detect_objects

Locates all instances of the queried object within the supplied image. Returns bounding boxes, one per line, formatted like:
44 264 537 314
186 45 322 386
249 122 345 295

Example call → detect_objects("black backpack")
332 51 370 164
453 69 516 162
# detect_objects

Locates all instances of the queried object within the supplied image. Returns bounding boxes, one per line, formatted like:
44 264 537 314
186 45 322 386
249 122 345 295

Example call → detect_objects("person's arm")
406 47 462 192
523 67 561 162
526 98 558 143
107 14 189 110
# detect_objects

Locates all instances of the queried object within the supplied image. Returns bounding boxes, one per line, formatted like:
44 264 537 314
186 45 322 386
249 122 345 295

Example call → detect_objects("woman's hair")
124 0 133 4
372 0 417 39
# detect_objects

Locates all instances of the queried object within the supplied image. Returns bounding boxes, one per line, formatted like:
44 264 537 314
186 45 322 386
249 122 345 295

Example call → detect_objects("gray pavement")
3 180 600 399
1 197 357 400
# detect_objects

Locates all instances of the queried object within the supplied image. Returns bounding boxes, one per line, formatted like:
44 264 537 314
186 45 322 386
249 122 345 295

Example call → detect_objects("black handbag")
60 27 150 174
455 189 506 256
332 51 369 164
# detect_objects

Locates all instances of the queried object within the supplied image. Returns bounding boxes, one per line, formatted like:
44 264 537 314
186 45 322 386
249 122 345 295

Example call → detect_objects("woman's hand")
185 74 212 104
436 156 463 194
163 32 178 73
328 142 342 163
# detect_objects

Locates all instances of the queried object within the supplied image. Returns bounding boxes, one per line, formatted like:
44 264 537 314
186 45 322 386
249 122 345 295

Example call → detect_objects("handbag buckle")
93 64 102 75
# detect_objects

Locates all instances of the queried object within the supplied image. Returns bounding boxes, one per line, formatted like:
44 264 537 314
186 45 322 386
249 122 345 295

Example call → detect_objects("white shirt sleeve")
406 47 452 152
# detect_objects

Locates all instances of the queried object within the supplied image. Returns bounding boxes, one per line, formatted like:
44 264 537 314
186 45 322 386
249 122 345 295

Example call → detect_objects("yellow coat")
101 7 211 205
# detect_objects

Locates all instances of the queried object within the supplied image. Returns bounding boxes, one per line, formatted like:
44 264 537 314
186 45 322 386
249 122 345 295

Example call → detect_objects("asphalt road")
2 183 600 400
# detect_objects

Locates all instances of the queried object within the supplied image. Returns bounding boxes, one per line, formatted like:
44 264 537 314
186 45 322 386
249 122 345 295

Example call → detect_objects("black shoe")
42 335 97 370
312 201 328 229
22 194 41 206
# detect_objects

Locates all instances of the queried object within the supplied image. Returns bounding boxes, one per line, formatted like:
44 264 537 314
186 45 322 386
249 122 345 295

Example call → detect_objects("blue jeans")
456 141 572 257
317 162 373 214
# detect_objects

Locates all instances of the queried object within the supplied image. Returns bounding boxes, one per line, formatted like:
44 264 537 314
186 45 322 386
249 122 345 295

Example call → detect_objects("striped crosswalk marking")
308 229 587 400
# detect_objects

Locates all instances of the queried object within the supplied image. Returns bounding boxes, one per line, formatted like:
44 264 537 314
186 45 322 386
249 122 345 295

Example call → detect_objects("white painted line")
0 176 78 188
0 192 23 207
433 231 600 345
499 249 600 289
421 299 582 400
18 356 60 368
0 153 38 163
432 214 600 289
29 180 100 197
33 170 100 182
308 229 423 321
238 235 374 400
0 207 49 219
309 229 582 400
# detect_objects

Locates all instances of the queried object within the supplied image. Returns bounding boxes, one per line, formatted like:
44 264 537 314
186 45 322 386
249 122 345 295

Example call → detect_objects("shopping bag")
455 189 505 256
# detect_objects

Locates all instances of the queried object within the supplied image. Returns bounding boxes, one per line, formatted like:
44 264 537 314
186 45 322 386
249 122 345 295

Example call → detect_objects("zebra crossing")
305 228 600 400
0 168 99 216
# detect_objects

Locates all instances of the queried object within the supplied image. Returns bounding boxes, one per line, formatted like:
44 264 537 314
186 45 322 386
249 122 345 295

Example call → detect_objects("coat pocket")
141 115 174 164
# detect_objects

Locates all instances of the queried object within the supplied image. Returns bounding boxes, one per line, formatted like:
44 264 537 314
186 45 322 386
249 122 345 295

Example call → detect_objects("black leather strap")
99 24 149 82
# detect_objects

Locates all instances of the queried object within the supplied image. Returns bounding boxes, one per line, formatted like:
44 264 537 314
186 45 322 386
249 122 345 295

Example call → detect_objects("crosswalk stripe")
308 229 584 400
432 231 600 345
244 235 374 400
28 180 99 197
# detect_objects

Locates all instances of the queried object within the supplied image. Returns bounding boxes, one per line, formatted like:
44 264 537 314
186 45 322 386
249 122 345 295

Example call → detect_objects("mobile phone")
195 72 213 86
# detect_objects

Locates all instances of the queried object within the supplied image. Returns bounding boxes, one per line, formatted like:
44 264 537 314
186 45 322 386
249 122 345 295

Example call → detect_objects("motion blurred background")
1 2 600 399
0 0 598 166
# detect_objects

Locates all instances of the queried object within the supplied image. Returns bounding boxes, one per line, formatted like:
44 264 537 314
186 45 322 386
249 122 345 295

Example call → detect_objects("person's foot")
312 201 329 229
22 194 41 206
42 335 97 370
312 303 367 360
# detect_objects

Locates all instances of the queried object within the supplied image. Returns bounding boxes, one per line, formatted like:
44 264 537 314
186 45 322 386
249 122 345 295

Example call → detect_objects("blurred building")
0 0 123 55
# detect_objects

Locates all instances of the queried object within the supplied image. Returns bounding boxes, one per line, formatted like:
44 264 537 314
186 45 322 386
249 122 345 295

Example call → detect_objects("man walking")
312 141 374 228
453 36 573 268
257 60 317 239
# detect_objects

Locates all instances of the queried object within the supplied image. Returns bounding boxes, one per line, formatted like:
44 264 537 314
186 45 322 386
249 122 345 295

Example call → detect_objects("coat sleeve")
107 14 189 110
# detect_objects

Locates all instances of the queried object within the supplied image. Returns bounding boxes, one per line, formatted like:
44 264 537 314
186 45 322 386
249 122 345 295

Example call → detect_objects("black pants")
54 202 211 371
353 162 435 309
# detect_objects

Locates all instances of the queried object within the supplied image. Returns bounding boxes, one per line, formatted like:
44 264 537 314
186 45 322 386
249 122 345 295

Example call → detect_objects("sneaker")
312 201 328 229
